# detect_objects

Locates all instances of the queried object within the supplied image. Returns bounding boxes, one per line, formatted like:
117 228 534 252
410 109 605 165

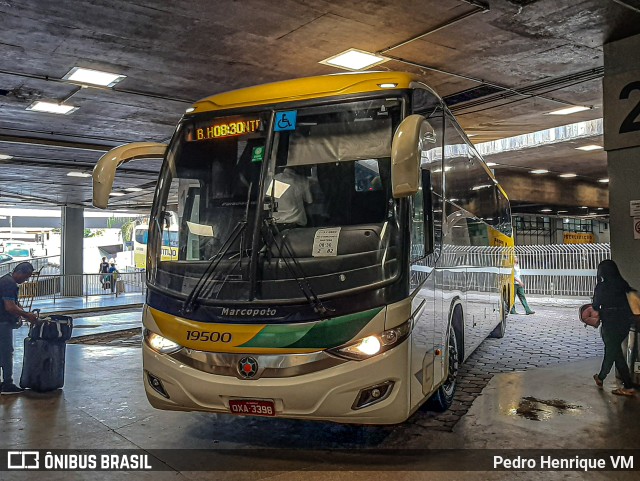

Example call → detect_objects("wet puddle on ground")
513 397 582 421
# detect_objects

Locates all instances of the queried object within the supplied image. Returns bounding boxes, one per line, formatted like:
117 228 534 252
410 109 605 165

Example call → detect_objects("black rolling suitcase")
20 338 67 392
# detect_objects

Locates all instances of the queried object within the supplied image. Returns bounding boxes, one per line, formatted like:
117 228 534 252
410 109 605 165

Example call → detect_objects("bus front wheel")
426 320 460 412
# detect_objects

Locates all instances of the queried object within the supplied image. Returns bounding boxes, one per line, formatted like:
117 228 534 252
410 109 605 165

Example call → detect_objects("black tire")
426 317 460 412
489 293 508 339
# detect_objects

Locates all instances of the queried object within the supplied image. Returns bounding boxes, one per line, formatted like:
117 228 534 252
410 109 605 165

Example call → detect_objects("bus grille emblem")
238 357 258 379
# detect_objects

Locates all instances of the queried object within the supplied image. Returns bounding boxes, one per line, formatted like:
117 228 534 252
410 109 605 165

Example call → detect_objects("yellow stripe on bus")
148 307 319 354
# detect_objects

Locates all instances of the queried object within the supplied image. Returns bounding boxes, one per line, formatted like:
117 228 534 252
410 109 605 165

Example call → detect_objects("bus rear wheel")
489 293 508 339
426 321 459 412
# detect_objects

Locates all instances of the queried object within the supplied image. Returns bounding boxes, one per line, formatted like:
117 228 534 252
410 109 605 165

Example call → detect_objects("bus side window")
421 169 434 256
411 170 435 260
411 184 425 260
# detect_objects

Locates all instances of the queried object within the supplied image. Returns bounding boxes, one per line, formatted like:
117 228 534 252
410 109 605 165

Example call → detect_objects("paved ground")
56 301 606 432
3 300 638 480
404 303 604 431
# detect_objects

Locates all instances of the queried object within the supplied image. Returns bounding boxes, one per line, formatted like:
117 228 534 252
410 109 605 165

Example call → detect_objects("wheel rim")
442 325 459 396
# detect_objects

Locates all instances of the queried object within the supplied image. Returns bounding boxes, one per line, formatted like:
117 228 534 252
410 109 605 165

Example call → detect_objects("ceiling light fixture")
540 209 552 212
67 171 92 178
530 169 549 174
63 67 126 87
547 105 591 115
598 178 609 183
0 154 13 160
559 173 577 178
319 48 388 71
575 144 603 151
26 101 78 115
124 187 143 192
109 192 125 197
557 210 568 214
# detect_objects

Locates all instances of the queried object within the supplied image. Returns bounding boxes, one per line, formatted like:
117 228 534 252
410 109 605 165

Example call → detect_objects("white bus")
93 72 514 424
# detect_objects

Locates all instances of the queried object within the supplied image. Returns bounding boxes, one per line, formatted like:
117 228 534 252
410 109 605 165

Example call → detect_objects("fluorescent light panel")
320 49 388 71
0 154 13 160
26 101 78 115
63 67 126 87
548 106 590 115
575 144 603 151
559 173 577 178
598 178 609 183
530 169 549 174
67 171 91 178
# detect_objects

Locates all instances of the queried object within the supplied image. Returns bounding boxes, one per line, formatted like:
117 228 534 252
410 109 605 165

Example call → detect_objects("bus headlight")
144 329 183 354
328 320 411 361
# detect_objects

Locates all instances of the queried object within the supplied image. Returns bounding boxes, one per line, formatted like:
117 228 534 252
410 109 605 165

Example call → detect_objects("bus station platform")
1 302 638 480
29 292 145 315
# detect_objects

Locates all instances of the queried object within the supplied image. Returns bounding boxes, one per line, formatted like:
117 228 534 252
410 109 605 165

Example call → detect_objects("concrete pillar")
604 34 640 289
61 206 84 296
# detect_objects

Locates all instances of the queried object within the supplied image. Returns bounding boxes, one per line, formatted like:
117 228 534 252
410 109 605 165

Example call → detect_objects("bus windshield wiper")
262 218 331 315
182 221 247 314
182 183 254 314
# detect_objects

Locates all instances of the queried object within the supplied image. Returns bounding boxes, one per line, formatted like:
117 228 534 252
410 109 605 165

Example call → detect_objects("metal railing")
18 272 146 302
411 243 609 297
9 244 608 300
0 255 61 276
516 243 610 296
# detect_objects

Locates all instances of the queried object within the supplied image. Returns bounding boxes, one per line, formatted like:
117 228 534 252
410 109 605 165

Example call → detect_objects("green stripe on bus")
238 307 383 349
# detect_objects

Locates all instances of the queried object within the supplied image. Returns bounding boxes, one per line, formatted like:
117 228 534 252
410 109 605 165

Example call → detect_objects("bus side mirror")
391 115 435 198
93 142 167 209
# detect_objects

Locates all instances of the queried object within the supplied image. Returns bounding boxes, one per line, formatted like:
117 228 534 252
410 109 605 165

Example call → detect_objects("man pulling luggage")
0 262 38 394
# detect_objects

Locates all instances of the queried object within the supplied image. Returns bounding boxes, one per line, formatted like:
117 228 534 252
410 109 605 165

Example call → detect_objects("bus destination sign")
186 117 262 141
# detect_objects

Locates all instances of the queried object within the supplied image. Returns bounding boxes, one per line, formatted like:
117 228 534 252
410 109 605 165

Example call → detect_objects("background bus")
94 71 514 424
133 223 178 270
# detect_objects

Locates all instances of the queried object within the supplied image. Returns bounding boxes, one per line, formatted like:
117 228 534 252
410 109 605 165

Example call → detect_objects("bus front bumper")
142 341 411 425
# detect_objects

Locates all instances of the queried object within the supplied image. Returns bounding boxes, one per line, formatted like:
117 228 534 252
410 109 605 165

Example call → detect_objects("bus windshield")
150 97 404 304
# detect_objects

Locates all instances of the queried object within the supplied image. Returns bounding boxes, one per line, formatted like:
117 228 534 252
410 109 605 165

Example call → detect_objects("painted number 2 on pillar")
619 81 640 134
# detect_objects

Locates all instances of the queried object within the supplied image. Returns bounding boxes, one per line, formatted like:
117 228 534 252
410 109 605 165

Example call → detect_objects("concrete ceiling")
1 0 639 214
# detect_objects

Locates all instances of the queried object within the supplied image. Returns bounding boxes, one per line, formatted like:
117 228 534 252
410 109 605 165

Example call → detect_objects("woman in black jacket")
592 260 636 396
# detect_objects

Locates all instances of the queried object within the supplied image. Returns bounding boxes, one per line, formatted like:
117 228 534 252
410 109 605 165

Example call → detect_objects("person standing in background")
0 262 38 394
510 256 535 315
99 256 109 288
108 261 119 294
592 260 636 396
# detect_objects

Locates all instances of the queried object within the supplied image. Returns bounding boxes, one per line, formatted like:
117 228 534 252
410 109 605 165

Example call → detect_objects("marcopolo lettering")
221 307 277 317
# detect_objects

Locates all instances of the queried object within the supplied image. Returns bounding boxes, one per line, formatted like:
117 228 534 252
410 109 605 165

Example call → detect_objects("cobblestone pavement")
405 303 603 432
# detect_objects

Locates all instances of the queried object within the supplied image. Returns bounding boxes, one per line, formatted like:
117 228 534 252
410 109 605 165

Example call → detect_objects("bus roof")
191 72 421 113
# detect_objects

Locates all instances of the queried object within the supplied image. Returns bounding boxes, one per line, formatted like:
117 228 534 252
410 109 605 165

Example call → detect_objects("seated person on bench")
272 167 312 229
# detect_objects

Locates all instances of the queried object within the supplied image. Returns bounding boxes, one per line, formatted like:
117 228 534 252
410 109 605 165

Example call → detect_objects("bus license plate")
228 399 275 417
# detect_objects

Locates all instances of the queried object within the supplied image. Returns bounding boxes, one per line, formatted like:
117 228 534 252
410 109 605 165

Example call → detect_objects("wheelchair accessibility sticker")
274 111 297 131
